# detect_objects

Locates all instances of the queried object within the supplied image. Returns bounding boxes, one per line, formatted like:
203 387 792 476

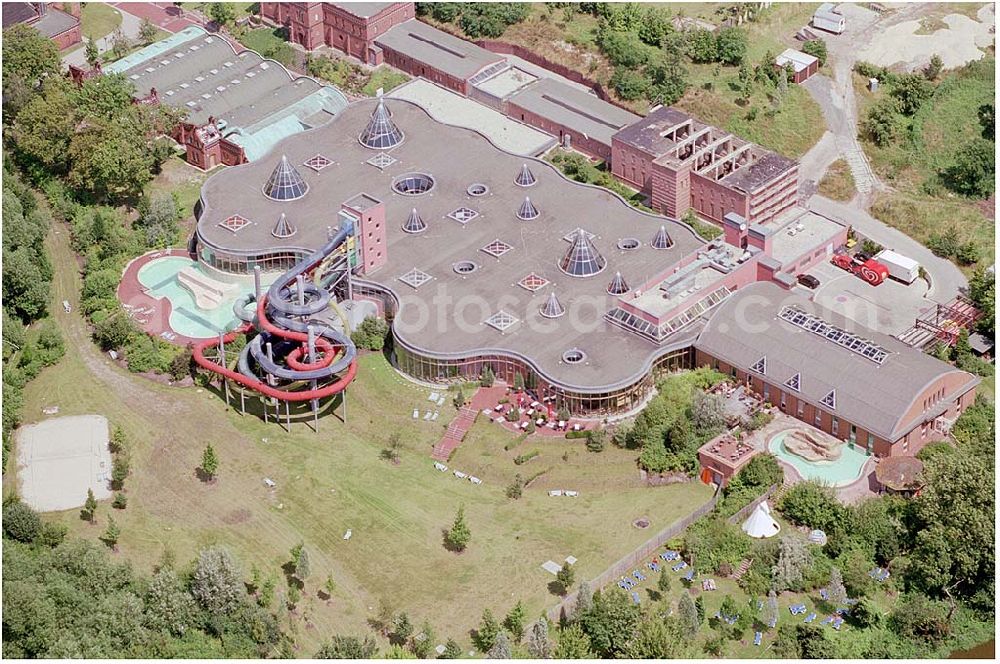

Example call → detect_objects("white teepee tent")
741 502 780 538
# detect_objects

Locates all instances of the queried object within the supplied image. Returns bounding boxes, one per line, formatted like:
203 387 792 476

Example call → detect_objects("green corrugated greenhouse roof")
105 25 206 74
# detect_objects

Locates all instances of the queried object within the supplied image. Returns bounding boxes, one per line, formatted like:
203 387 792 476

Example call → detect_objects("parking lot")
798 260 932 336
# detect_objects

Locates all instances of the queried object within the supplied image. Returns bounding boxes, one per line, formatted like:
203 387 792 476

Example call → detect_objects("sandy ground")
857 4 995 70
15 414 112 512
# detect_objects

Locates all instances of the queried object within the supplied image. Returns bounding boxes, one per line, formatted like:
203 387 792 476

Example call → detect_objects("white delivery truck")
875 249 920 284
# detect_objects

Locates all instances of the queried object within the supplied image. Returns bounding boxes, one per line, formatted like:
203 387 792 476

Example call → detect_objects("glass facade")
199 245 307 274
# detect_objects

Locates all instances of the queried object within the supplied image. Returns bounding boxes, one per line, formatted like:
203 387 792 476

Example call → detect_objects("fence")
546 486 720 621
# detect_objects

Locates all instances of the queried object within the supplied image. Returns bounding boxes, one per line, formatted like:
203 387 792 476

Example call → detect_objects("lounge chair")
804 613 816 623
672 561 687 572
845 598 859 606
659 552 670 562
767 617 777 629
868 567 880 578
835 607 849 616
650 562 661 572
684 568 695 582
820 588 829 600
820 616 834 626
754 632 762 646
631 592 641 605
832 617 844 630
618 580 628 590
633 570 645 582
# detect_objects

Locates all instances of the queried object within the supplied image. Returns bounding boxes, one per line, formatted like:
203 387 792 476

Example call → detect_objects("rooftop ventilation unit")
270 212 297 238
607 271 629 295
262 155 309 201
651 225 674 249
516 196 539 221
539 291 566 319
359 98 404 150
401 208 427 234
514 163 536 187
559 229 607 278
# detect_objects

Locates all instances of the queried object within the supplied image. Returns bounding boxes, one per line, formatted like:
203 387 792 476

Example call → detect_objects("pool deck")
117 248 208 347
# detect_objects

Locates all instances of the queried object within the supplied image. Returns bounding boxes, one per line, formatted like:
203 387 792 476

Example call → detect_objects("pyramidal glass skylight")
651 225 674 249
559 228 606 277
262 155 309 201
359 98 404 150
271 212 297 238
402 208 427 234
516 196 539 221
514 163 536 187
607 271 629 295
539 291 565 319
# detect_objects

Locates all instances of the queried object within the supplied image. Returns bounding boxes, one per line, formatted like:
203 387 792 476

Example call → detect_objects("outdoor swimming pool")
768 429 870 487
137 256 247 339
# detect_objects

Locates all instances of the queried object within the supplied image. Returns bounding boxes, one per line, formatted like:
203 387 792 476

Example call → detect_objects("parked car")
797 274 821 289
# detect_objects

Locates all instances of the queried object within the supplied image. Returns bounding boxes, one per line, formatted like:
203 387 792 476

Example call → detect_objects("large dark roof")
375 19 504 81
196 98 710 391
611 106 707 155
695 282 979 441
720 151 798 193
2 2 40 28
507 78 639 147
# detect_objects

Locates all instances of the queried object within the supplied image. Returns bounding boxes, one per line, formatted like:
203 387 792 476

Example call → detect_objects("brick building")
695 282 979 458
260 2 414 64
2 2 81 50
611 106 799 226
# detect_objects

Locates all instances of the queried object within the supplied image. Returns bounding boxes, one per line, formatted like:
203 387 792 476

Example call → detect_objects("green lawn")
81 2 122 40
361 67 411 97
818 159 857 202
15 224 715 654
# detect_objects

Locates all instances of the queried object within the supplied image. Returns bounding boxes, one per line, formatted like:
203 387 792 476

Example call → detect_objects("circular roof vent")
392 172 435 196
467 183 489 197
562 348 586 364
617 237 640 251
453 260 479 275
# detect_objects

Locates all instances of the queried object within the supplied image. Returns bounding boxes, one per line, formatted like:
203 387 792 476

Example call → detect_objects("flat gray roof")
768 209 844 265
375 19 504 81
695 282 978 440
719 150 798 193
32 7 78 38
507 77 640 147
332 2 397 18
197 98 710 391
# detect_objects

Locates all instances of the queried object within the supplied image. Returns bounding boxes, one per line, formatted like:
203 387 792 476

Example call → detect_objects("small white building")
812 3 845 34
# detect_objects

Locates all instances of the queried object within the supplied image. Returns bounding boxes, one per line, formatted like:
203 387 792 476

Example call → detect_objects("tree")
350 316 388 350
637 6 672 46
967 268 994 336
2 500 42 542
2 24 60 85
657 568 671 595
201 444 219 480
678 593 699 637
110 28 132 60
3 246 51 321
137 192 180 247
574 580 593 616
890 593 951 643
764 590 779 630
85 37 100 67
687 28 718 63
738 62 754 103
691 390 726 434
503 601 527 641
139 18 159 46
295 547 311 584
315 635 378 658
411 621 435 658
474 608 501 652
780 481 843 531
112 492 128 509
439 638 463 659
578 588 640 658
585 428 606 453
556 563 575 594
67 112 158 205
891 73 933 115
480 365 495 387
445 506 471 552
943 138 995 198
977 103 994 139
190 545 243 615
851 597 883 629
208 2 236 26
486 631 511 659
102 516 121 549
772 536 811 591
286 580 301 609
526 618 554 658
554 623 594 658
828 567 848 605
513 372 525 391
453 387 465 409
145 568 196 636
695 595 706 624
715 27 748 65
391 612 414 645
862 97 902 147
323 574 336 600
924 53 943 80
801 39 827 66
381 431 402 464
83 488 98 522
610 67 649 101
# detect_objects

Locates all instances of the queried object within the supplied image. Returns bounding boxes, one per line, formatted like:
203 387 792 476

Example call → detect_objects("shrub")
514 450 539 465
779 481 844 531
351 316 388 351
801 39 827 66
112 492 128 509
2 500 42 542
585 428 606 453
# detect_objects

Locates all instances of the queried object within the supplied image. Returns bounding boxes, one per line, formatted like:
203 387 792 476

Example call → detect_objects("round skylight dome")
392 172 435 196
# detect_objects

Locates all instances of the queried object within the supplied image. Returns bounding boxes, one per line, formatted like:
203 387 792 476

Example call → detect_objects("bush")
779 481 844 531
2 500 42 542
801 39 827 66
351 316 388 351
687 28 717 63
685 518 751 574
942 138 995 198
862 97 902 147
715 27 747 65
610 67 649 101
513 450 539 465
585 428 606 453
112 492 128 509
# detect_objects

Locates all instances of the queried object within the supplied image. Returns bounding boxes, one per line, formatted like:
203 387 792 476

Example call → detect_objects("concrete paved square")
810 265 931 336
15 414 112 512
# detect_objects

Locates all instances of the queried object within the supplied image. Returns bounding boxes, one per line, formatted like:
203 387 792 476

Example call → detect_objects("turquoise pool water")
137 257 248 339
768 429 869 487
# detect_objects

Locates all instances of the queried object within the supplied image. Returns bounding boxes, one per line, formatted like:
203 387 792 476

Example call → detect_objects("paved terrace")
197 99 709 391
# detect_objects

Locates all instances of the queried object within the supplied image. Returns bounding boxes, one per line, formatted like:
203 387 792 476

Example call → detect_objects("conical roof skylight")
359 98 404 149
263 155 309 201
516 196 539 221
515 163 536 187
607 271 629 295
540 291 566 319
271 212 297 238
651 225 674 249
401 207 427 234
559 228 606 277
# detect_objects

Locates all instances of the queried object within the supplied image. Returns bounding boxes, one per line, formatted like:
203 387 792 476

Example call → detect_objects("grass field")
818 159 856 201
81 2 122 41
855 58 995 271
13 223 715 654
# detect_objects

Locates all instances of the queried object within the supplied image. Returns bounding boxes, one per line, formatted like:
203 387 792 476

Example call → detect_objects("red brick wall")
611 139 655 192
506 102 612 161
690 172 750 223
651 159 692 218
50 23 81 49
746 165 799 225
380 47 467 94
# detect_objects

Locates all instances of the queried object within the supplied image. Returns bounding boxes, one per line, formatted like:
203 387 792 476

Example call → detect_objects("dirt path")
43 223 377 639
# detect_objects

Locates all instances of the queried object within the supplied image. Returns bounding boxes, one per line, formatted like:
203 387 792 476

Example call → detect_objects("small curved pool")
137 257 246 339
768 429 869 487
